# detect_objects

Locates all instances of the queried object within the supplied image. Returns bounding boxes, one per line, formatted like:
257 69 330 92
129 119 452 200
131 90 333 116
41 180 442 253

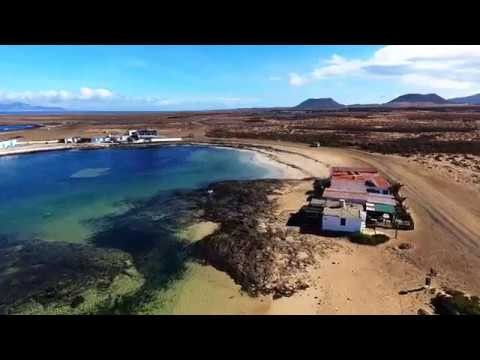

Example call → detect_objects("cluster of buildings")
64 129 182 145
0 129 183 150
301 166 413 233
0 138 17 149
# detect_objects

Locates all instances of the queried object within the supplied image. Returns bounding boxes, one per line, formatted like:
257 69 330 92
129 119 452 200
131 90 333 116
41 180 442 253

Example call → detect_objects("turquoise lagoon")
0 146 281 314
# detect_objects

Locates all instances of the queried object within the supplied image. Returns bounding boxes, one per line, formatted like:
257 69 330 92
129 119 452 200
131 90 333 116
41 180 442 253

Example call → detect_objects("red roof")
330 166 391 189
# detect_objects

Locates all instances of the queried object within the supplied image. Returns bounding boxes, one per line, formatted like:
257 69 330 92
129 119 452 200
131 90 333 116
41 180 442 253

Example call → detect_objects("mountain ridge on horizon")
0 101 65 113
4 92 480 114
294 98 345 110
385 93 449 106
292 92 480 110
448 93 480 105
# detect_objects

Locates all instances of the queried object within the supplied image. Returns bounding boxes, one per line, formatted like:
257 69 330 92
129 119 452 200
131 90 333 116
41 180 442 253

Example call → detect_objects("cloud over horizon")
288 73 309 86
289 45 480 97
0 87 114 105
0 87 258 110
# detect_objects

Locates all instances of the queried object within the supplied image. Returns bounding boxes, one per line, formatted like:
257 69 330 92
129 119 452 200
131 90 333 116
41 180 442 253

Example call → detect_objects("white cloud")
372 45 480 65
79 87 113 100
312 54 365 79
0 87 258 110
401 74 475 91
289 45 480 96
288 72 309 86
0 87 114 104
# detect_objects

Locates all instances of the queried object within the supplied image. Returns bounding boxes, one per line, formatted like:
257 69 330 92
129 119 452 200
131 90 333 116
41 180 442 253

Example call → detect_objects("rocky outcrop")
189 179 327 299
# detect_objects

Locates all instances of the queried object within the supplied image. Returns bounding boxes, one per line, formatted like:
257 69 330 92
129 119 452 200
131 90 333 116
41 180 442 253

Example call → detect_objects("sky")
1 45 480 111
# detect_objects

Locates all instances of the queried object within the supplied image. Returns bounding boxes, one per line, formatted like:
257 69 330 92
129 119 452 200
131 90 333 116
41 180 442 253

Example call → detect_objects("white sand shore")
0 143 73 156
231 146 308 179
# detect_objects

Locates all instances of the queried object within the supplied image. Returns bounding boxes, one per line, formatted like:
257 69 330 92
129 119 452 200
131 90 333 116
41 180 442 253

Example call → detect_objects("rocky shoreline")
185 179 329 299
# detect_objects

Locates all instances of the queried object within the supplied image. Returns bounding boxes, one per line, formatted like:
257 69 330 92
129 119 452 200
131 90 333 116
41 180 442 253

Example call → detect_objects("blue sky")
1 45 480 110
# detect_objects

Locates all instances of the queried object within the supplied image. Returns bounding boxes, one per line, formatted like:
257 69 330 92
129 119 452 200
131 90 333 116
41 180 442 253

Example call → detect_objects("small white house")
116 135 130 143
91 137 106 143
64 137 81 144
322 200 366 233
91 136 113 143
0 138 17 149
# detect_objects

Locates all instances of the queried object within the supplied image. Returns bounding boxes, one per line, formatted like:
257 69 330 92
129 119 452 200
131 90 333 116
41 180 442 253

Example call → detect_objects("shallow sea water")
0 145 280 314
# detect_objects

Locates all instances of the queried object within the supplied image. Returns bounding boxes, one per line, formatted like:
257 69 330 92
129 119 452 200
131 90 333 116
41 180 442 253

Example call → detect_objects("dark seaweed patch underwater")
0 234 132 314
86 191 201 314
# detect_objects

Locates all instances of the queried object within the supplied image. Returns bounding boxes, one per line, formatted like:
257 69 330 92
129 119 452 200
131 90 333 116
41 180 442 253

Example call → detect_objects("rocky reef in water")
84 190 202 314
0 236 136 314
187 179 328 299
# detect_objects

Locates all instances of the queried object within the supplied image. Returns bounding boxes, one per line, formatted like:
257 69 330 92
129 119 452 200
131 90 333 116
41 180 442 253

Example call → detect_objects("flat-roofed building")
329 178 392 196
0 138 17 149
322 200 366 233
309 198 342 208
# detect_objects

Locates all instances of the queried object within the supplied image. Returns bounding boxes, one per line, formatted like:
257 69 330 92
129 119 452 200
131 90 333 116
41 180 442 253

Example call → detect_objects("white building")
128 129 158 140
93 137 113 143
91 137 106 143
0 138 17 149
137 129 158 139
64 137 82 144
115 135 130 143
322 200 366 233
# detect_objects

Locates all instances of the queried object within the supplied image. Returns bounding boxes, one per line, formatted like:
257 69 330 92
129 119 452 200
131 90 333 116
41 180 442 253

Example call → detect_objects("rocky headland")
186 179 331 299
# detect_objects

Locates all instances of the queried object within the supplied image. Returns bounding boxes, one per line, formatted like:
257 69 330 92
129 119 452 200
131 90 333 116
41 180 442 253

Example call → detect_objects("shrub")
431 290 480 315
349 232 390 246
398 242 412 250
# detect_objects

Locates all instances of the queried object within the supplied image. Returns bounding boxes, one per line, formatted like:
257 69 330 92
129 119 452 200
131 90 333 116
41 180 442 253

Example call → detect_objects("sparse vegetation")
201 108 480 157
431 289 480 315
398 243 412 250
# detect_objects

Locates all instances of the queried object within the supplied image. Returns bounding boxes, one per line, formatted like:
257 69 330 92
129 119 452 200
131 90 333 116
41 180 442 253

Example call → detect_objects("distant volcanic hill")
448 93 480 105
0 102 65 112
294 98 345 110
386 93 449 106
